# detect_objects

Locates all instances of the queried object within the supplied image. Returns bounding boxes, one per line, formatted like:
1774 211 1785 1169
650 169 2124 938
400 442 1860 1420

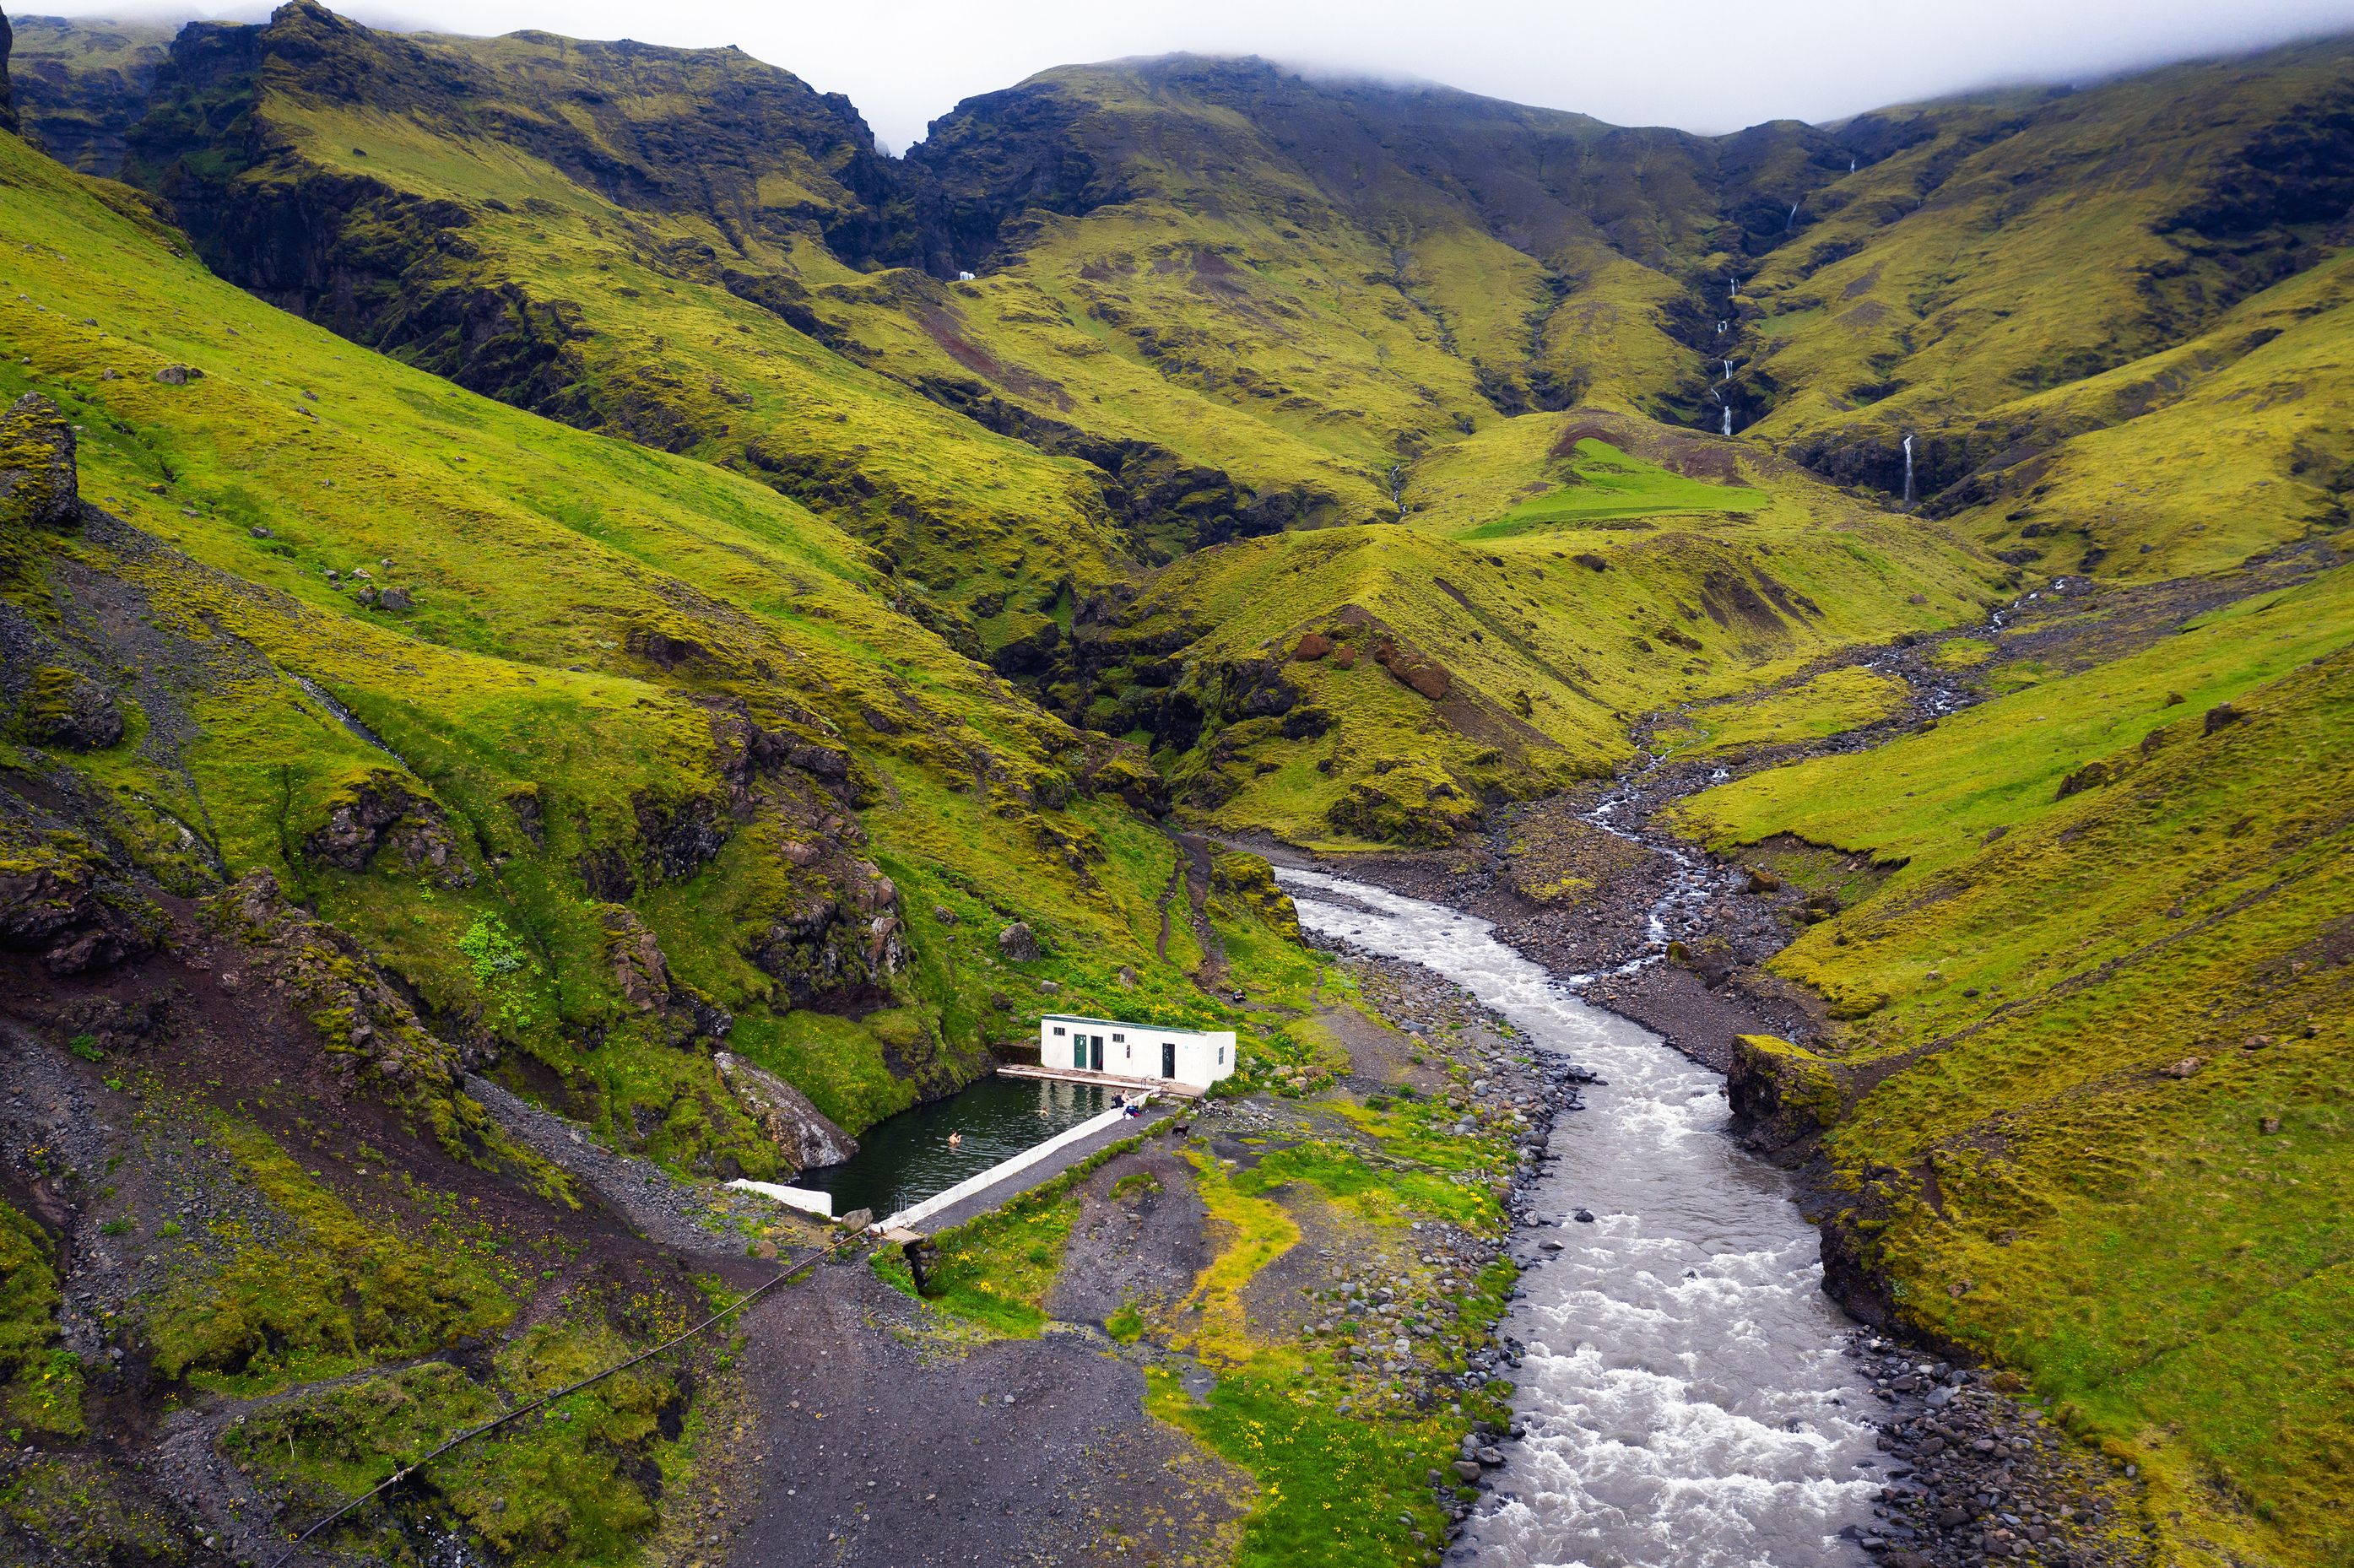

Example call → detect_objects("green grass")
1456 440 1765 539
151 1123 517 1392
1653 665 1908 756
0 1203 82 1441
1147 1367 1454 1568
871 1149 1113 1337
219 1318 695 1567
1098 414 1999 846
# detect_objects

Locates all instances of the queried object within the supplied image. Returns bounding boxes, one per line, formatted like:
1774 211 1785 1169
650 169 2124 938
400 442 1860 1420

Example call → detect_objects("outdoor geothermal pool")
793 1074 1112 1221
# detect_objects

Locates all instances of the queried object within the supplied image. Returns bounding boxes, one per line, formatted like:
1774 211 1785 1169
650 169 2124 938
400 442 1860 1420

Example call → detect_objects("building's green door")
1073 1035 1088 1069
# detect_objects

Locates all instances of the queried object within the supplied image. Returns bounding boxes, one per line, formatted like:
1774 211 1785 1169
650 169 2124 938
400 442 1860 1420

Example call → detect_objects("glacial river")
1278 867 1884 1568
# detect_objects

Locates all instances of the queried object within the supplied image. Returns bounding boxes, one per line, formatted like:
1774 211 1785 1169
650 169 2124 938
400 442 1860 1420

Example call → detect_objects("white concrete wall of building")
1037 1014 1237 1089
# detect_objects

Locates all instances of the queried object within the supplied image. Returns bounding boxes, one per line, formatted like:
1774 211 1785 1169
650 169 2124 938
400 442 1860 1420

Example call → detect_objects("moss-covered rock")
0 1201 81 1441
0 821 161 975
1209 850 1301 943
301 765 473 887
13 665 124 750
1725 1033 1843 1149
0 394 79 533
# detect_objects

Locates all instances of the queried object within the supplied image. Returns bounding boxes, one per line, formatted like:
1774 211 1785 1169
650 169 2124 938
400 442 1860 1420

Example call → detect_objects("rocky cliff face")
0 8 17 134
1 14 176 170
713 1051 858 1170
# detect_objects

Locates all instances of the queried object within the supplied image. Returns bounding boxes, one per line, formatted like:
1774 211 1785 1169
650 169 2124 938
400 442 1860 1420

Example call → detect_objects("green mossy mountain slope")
1729 37 2354 578
0 114 1269 1167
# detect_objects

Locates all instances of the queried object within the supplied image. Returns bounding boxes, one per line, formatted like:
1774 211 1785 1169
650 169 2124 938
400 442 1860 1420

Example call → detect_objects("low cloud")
46 0 2354 152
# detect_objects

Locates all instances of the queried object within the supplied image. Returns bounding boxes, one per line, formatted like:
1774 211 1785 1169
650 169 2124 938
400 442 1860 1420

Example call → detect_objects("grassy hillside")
1729 37 2354 576
0 89 1329 1566
0 112 1300 1168
100 2 1131 642
1087 410 1998 846
1679 562 2354 1565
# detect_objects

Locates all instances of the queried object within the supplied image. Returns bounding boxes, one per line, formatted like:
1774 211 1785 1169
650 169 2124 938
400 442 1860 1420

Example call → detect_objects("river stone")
1451 1460 1483 1484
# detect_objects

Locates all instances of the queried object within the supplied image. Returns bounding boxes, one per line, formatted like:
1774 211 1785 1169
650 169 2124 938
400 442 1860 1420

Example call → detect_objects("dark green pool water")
793 1075 1113 1220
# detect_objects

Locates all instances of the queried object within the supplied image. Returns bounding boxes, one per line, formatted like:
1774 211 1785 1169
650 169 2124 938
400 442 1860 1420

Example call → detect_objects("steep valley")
1 8 2350 1568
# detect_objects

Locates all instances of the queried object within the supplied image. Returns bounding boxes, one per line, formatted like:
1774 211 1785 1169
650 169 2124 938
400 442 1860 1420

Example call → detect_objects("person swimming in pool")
947 1132 963 1148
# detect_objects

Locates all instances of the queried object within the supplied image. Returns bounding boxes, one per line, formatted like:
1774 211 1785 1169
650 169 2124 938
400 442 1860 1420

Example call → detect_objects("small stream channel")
1279 866 1886 1568
793 1076 1112 1220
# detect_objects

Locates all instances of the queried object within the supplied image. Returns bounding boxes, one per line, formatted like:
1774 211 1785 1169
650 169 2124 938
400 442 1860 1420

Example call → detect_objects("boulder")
601 906 674 1013
998 921 1041 961
303 766 472 886
16 666 123 750
715 1052 858 1171
1291 631 1334 661
0 393 80 530
153 365 203 386
1372 637 1452 700
0 830 157 975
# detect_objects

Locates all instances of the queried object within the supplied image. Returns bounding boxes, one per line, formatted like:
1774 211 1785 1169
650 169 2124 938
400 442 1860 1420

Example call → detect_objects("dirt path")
720 1262 1250 1568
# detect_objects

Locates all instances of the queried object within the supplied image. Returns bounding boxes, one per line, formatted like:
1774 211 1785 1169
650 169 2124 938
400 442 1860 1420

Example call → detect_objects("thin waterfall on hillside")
1729 277 1739 299
1850 156 1858 172
1784 202 1799 231
1723 405 1734 437
1902 434 1915 508
1721 358 1734 381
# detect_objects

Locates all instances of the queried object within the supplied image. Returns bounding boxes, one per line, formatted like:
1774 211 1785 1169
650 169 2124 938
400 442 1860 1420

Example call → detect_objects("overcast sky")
45 0 2354 151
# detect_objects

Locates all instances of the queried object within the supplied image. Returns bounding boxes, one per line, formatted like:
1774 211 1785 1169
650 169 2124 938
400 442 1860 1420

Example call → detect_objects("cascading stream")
1278 868 1885 1568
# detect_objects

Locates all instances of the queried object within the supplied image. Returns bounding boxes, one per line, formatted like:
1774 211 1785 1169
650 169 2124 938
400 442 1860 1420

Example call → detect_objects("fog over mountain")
34 0 2354 148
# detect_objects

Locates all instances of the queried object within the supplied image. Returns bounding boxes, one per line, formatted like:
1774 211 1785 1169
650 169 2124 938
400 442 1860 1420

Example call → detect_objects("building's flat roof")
1040 1013 1220 1034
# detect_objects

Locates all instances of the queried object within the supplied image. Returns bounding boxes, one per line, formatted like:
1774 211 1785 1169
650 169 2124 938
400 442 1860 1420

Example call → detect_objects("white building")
1037 1014 1237 1090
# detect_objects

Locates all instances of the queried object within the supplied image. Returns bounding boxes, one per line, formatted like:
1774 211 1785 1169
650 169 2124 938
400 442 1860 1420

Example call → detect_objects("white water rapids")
1278 868 1884 1568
